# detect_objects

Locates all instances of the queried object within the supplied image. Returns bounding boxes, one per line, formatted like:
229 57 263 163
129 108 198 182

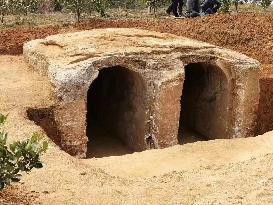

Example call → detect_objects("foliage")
260 0 271 9
2 0 271 25
93 0 107 17
54 0 64 11
233 0 239 12
9 0 41 15
63 0 84 22
0 0 8 23
62 0 171 21
63 0 107 22
0 0 42 24
220 0 232 13
0 113 48 190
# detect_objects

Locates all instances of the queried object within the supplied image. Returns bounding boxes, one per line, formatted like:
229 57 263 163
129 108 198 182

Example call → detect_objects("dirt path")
85 133 273 178
0 55 53 112
2 56 273 204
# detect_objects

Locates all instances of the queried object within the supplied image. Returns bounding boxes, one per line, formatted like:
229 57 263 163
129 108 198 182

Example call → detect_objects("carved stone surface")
23 28 260 158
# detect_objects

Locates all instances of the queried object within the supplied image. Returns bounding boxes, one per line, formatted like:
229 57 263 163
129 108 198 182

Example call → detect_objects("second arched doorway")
179 62 231 143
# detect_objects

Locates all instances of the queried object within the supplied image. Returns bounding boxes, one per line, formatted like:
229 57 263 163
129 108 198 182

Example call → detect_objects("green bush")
62 0 107 22
220 0 231 13
0 0 8 23
0 113 48 190
8 0 42 15
93 0 107 17
261 0 271 10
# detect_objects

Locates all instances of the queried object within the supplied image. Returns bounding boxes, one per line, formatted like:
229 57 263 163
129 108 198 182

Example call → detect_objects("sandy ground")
0 55 53 112
1 55 273 204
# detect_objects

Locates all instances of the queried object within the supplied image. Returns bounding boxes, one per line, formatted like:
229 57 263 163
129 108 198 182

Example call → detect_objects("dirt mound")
0 26 61 55
1 13 273 64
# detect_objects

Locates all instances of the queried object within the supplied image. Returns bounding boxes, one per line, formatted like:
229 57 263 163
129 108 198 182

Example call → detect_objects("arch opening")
178 62 230 144
86 66 146 158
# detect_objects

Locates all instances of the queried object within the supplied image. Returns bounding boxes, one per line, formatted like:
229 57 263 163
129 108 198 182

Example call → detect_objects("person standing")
201 0 221 14
185 0 200 17
178 0 184 16
166 0 184 17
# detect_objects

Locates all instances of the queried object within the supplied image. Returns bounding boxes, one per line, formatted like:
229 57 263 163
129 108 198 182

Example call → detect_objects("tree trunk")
0 12 4 24
76 8 81 22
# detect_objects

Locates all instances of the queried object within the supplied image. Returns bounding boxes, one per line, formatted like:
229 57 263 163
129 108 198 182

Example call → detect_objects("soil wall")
1 13 273 64
256 77 273 135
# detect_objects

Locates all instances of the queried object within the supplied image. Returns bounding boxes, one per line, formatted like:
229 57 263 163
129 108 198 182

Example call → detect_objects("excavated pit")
23 28 260 158
179 63 230 144
27 108 63 146
255 78 273 135
86 66 146 158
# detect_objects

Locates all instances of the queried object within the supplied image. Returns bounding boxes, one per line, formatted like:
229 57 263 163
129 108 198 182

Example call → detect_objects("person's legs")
192 0 200 13
205 8 214 14
166 2 173 14
171 0 179 17
212 2 221 13
185 11 199 17
190 11 200 17
178 0 184 15
167 0 180 17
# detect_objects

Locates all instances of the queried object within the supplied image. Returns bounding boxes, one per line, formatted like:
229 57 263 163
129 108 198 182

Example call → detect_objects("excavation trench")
27 63 231 158
27 107 62 147
255 78 273 135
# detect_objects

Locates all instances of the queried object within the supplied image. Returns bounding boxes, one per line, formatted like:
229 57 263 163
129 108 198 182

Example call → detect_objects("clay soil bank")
1 12 273 65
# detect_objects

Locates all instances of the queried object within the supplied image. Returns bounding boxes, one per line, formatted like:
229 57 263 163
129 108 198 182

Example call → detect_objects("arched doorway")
86 66 146 158
179 63 230 144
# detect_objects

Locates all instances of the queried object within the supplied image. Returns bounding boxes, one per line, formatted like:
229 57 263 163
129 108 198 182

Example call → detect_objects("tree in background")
54 0 64 11
260 0 271 9
220 0 231 13
63 0 107 22
233 0 239 12
65 0 84 22
93 0 107 17
147 0 157 16
9 0 41 16
0 0 8 23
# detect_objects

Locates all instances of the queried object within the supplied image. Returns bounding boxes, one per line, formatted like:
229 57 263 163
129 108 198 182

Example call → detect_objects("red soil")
1 13 273 64
0 25 60 55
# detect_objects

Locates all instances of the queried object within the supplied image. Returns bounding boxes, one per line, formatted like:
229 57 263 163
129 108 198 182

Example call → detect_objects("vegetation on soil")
63 0 108 21
1 0 271 25
0 113 48 190
220 0 232 13
261 0 272 9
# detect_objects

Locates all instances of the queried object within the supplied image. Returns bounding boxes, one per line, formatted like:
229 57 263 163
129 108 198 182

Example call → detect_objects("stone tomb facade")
24 28 260 158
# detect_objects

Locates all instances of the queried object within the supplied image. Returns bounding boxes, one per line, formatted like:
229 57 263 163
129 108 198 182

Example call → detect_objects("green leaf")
9 143 17 153
0 113 47 190
34 162 43 169
11 177 21 182
0 131 8 145
42 141 48 152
